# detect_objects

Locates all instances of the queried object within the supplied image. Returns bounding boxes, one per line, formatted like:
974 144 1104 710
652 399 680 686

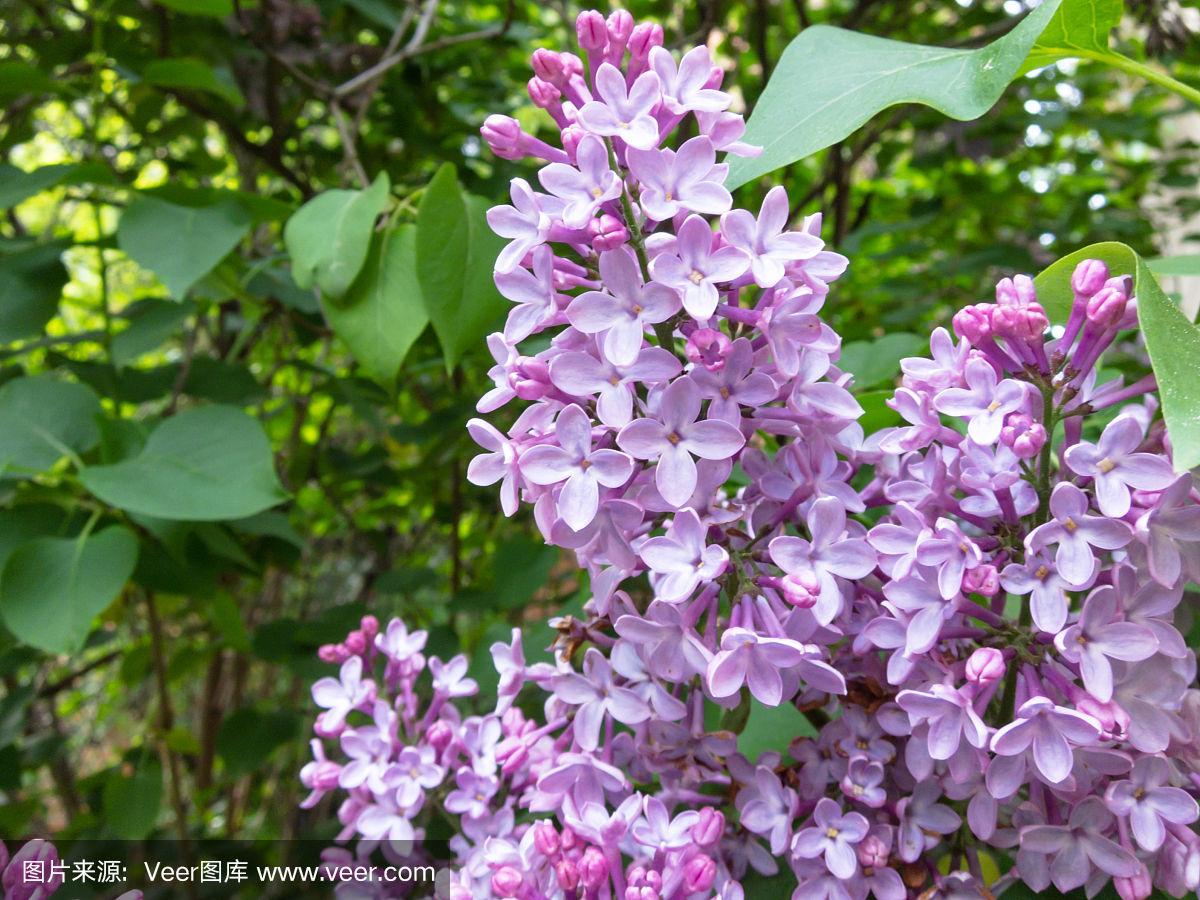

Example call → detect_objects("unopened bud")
1086 278 1130 328
531 48 566 85
965 647 1005 685
628 22 663 62
995 274 1037 308
856 833 890 869
481 114 523 160
691 807 725 846
683 855 717 893
576 10 608 52
1114 863 1152 900
426 719 454 752
1000 413 1046 460
685 327 732 371
534 820 560 858
318 643 348 663
555 860 581 891
561 124 585 163
963 564 1000 597
491 866 524 898
359 615 379 641
1071 258 1110 298
590 214 628 251
952 303 993 343
578 847 607 889
607 10 634 47
344 631 367 655
527 77 560 110
780 570 821 608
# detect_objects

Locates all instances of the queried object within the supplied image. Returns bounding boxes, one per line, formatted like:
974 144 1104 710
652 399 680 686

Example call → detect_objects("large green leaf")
725 0 1064 189
0 163 112 209
0 375 101 476
1022 0 1123 72
141 58 245 108
1033 242 1200 471
322 224 428 384
154 0 233 17
1148 255 1200 278
117 195 251 298
838 332 926 390
216 707 300 776
0 525 139 654
80 405 287 520
112 298 194 366
284 172 390 301
415 164 507 369
0 239 70 342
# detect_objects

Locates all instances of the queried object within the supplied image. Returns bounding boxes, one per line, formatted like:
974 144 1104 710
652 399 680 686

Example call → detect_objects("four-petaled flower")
1064 414 1177 518
791 798 869 879
311 656 374 731
627 136 732 222
649 214 749 319
550 647 651 751
1027 483 1132 585
1104 756 1199 852
576 63 661 150
990 697 1102 785
538 134 623 229
638 508 729 602
1054 586 1158 703
933 358 1028 446
1019 797 1141 893
720 185 823 288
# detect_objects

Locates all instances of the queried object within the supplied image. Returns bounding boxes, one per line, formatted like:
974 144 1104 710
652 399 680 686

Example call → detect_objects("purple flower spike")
649 214 749 319
519 404 634 531
720 186 823 287
626 136 732 222
1064 415 1177 518
1027 482 1133 585
933 357 1028 446
768 497 876 625
1105 756 1199 851
575 63 661 150
538 134 623 229
1020 797 1141 892
638 508 728 602
791 798 869 879
990 696 1102 784
1054 586 1158 702
616 376 744 507
565 248 679 366
1137 473 1200 587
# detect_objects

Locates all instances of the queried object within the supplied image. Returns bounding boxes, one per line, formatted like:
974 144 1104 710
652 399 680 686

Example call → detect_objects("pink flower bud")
313 711 344 739
1001 413 1046 460
952 303 993 343
856 833 890 869
576 10 608 52
965 647 1005 685
995 274 1037 308
1114 862 1152 900
4 840 64 900
628 22 663 62
559 826 578 853
555 860 581 891
491 866 524 898
561 124 585 163
691 807 725 846
683 855 717 893
626 864 649 887
501 706 529 735
344 630 367 655
1075 693 1131 735
359 615 379 641
426 719 454 752
1071 258 1110 298
991 302 1048 342
534 821 560 858
318 643 348 663
531 48 566 84
513 356 554 400
590 214 628 252
578 847 607 890
685 328 732 371
527 77 560 110
495 736 529 775
481 114 523 160
607 10 634 47
962 564 999 597
560 52 584 79
780 570 821 608
1086 278 1130 328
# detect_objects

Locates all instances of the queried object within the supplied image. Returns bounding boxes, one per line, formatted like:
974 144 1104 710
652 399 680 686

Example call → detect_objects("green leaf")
1033 242 1200 471
725 0 1064 189
738 702 818 763
0 375 101 476
154 0 233 17
216 707 300 776
0 61 62 100
0 525 139 655
488 535 559 610
102 755 163 839
0 162 111 209
284 172 390 300
322 224 428 384
1148 254 1200 278
112 299 194 366
80 405 288 521
117 195 251 298
415 165 507 369
141 58 245 108
0 506 69 573
0 239 69 342
1022 0 1123 72
838 332 925 390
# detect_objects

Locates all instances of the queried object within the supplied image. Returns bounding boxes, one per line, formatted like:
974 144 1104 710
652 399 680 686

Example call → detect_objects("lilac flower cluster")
0 840 141 900
304 9 1200 899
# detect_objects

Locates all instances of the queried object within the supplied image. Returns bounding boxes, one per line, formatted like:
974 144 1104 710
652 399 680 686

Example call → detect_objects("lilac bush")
303 10 1200 899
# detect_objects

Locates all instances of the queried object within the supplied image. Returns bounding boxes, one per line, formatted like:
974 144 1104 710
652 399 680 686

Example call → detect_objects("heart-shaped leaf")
80 405 287 521
118 195 251 299
0 525 139 654
0 375 101 476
